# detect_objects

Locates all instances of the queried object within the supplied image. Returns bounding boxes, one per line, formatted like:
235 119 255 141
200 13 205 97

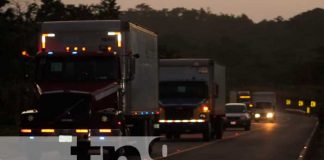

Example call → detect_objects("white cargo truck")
20 20 159 137
252 91 277 122
158 59 226 141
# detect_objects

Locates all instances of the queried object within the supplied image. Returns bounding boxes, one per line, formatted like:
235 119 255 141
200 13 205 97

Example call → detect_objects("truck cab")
20 20 159 138
158 59 226 141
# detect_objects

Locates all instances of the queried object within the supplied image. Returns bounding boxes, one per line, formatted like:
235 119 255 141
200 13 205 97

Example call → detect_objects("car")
225 103 251 131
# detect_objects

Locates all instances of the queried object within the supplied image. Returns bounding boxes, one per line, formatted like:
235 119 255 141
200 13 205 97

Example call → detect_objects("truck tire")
215 118 224 139
203 122 212 141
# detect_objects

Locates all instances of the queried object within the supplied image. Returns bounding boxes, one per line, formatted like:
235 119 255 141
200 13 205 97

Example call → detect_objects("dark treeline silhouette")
121 4 324 88
0 1 323 125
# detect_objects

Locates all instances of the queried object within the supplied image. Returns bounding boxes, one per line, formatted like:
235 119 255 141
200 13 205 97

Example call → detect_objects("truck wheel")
203 122 212 141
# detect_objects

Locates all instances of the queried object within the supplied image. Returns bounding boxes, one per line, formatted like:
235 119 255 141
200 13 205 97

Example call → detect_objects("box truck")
252 91 276 122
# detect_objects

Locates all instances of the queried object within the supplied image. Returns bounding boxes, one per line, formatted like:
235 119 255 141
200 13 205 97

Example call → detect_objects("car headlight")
266 112 274 118
255 113 261 118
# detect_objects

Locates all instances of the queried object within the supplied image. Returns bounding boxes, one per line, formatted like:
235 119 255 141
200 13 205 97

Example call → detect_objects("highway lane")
152 111 317 160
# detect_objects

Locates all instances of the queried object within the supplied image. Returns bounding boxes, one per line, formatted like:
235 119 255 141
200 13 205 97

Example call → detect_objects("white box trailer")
20 20 159 137
159 59 226 140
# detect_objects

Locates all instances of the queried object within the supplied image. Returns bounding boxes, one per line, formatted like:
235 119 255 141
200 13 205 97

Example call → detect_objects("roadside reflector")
310 101 316 108
76 129 88 133
298 100 304 107
306 107 311 114
286 99 291 106
41 129 55 133
99 129 112 133
21 129 32 133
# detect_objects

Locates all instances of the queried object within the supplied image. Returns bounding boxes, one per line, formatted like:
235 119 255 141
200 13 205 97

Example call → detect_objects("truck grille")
164 106 195 119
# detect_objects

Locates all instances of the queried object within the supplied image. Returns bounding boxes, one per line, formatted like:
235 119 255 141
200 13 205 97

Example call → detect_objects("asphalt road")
152 111 317 160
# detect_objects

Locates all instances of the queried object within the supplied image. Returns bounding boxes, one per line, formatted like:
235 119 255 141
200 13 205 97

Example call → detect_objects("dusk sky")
60 0 324 22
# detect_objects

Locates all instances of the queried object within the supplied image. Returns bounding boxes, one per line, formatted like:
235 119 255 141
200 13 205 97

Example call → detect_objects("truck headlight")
255 113 261 118
101 116 108 122
27 115 34 122
266 112 274 118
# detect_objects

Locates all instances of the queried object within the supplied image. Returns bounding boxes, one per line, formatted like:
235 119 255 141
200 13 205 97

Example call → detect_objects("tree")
65 4 94 20
36 0 65 21
96 0 120 20
0 0 9 9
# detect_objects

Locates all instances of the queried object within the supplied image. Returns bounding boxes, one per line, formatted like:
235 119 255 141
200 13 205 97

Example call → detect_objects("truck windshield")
226 105 246 113
36 56 119 82
160 81 208 99
255 102 273 109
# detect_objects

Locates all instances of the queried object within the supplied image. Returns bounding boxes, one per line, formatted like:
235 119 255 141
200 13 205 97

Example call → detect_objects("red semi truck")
20 20 159 138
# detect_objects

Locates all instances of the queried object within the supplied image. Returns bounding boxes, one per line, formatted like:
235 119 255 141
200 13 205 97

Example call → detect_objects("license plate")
59 135 73 143
230 121 237 125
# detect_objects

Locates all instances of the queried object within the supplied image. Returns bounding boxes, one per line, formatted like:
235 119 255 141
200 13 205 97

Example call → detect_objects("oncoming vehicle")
225 103 251 131
253 102 276 123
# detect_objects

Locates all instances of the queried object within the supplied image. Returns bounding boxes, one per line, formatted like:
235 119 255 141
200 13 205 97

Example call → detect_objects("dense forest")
0 0 323 123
